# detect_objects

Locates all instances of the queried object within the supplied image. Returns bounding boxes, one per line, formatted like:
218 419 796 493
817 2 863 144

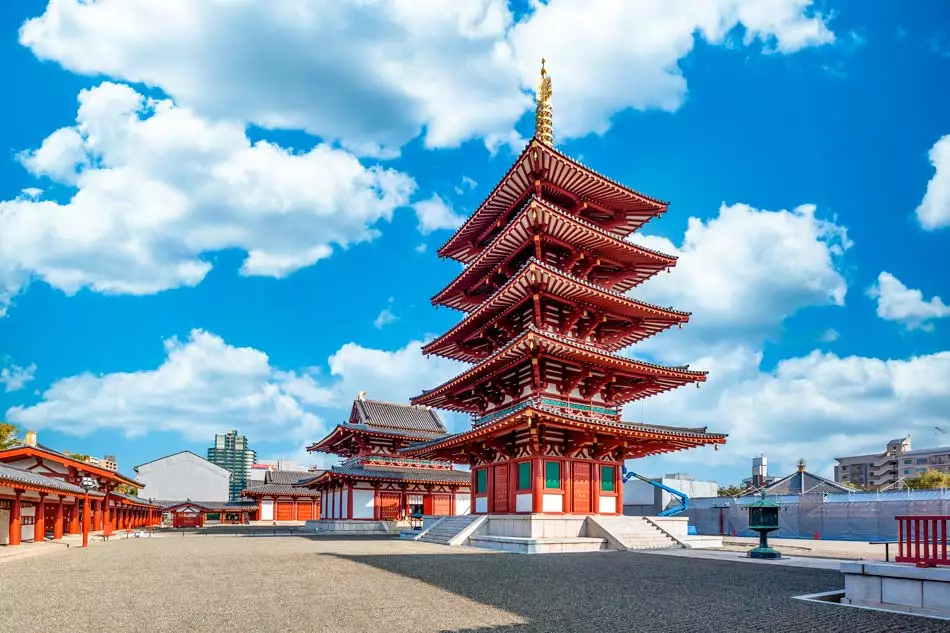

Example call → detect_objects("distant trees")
67 452 91 462
0 422 20 449
904 469 950 490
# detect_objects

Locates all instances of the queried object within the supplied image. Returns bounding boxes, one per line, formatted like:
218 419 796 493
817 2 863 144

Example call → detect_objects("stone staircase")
587 516 683 551
418 515 482 545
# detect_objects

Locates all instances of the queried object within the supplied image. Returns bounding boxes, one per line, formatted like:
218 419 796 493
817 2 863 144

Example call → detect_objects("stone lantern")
747 491 781 559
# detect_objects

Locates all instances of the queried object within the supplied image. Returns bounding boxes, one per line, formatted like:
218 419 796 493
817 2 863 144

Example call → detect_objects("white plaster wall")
341 490 350 519
351 489 374 519
599 496 617 513
0 508 9 544
515 493 533 513
135 452 230 501
21 505 35 541
260 499 274 521
474 496 488 513
455 493 471 515
542 494 563 513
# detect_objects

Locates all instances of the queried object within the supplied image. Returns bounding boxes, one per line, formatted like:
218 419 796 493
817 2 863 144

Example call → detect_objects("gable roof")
0 443 142 488
351 398 446 434
764 469 851 495
264 470 314 485
0 462 90 496
134 450 230 476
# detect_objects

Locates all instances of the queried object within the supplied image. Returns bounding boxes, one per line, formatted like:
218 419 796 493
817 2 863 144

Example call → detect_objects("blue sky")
0 0 948 487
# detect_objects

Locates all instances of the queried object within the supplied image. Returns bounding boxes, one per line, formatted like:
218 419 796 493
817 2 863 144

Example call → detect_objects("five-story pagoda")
404 60 726 516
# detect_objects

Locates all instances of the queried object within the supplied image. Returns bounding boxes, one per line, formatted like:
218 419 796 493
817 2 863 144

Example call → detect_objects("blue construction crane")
622 466 689 517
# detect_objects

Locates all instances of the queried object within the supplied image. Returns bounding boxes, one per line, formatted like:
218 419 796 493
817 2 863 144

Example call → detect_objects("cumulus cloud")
0 359 37 393
20 0 834 153
0 82 415 315
373 297 398 329
412 194 466 235
868 271 950 332
628 202 850 343
915 134 950 231
5 330 326 443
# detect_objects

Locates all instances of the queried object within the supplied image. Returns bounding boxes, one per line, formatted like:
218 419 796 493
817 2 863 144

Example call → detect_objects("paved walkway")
0 535 945 632
721 537 895 560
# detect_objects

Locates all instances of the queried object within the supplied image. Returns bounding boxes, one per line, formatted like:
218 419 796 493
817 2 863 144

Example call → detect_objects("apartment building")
835 436 950 489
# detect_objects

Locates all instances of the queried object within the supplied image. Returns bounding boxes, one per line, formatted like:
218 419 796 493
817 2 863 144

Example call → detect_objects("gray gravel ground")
0 533 945 633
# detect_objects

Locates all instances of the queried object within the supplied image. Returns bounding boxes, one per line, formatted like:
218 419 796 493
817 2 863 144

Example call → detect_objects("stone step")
469 535 608 554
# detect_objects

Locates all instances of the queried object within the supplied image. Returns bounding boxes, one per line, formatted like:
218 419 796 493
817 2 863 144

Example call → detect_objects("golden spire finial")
535 57 553 147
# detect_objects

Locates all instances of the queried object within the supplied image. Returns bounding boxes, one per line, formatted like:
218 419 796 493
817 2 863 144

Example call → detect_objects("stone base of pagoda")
302 519 400 535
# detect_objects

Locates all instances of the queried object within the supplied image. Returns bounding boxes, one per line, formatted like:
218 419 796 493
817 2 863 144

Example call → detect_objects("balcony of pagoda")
432 198 677 312
423 259 690 363
412 328 706 416
439 139 669 263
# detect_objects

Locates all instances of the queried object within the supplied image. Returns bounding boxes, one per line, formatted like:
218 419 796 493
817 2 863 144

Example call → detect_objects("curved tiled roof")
352 398 447 434
0 462 88 495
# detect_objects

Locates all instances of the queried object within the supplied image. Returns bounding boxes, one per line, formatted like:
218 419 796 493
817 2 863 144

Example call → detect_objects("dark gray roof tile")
352 399 446 434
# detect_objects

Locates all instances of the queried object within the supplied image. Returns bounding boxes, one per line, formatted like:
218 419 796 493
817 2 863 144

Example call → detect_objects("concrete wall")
135 452 230 501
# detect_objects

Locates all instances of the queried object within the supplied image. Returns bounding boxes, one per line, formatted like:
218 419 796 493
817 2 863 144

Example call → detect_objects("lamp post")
747 491 781 559
79 476 99 549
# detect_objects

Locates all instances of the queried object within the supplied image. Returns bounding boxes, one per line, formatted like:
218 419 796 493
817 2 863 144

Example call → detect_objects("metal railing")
895 515 950 566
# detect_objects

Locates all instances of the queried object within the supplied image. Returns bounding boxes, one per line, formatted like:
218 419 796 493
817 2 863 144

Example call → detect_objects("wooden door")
379 493 400 520
275 501 294 521
572 462 592 514
44 504 57 536
493 464 509 514
295 502 313 521
431 494 451 516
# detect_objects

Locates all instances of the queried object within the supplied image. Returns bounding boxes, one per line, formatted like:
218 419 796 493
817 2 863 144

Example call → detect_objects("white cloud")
915 134 950 231
0 82 416 315
628 202 850 343
412 193 466 234
5 330 326 443
455 176 478 195
374 297 398 329
415 243 428 254
819 328 840 343
868 271 950 332
20 0 833 153
0 359 37 393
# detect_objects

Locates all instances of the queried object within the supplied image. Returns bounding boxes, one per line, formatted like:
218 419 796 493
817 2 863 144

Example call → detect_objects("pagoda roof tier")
300 465 472 487
412 327 706 413
307 423 447 457
423 259 690 362
433 197 676 311
440 139 668 263
401 400 726 461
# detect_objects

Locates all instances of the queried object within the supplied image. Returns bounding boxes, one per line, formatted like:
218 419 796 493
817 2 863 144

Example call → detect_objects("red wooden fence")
895 515 950 566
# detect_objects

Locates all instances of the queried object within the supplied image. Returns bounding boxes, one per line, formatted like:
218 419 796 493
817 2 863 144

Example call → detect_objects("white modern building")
134 451 231 502
623 473 718 516
835 436 950 489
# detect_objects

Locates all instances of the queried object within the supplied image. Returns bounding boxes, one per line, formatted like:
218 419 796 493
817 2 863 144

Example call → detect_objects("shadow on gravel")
329 551 945 633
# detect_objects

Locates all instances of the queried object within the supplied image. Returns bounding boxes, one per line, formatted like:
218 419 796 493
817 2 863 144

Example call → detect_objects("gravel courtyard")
0 534 944 632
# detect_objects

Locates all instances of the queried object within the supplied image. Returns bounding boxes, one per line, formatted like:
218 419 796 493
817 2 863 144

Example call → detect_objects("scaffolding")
687 489 950 541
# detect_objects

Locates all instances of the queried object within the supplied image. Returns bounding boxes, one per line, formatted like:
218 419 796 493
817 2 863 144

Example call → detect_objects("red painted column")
93 500 102 531
53 499 64 540
82 493 91 548
69 500 81 534
532 457 543 513
35 493 47 542
346 484 354 520
103 491 112 536
257 497 262 521
9 489 23 546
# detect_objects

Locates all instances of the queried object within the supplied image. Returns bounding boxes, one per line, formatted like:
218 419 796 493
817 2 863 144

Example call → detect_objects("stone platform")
842 561 950 619
302 519 399 535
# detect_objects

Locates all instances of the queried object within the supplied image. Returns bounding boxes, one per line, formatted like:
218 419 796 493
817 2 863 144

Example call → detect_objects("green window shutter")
544 461 561 489
517 462 531 490
601 466 615 492
476 469 487 493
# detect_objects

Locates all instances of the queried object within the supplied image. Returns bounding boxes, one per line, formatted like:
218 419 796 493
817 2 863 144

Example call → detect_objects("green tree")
67 452 91 462
904 469 950 490
0 422 20 449
114 483 139 497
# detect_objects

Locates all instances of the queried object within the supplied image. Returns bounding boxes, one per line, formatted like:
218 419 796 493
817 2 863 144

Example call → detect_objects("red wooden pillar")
257 497 262 520
35 493 47 542
8 489 23 546
82 494 91 545
93 500 102 531
591 460 601 515
53 498 64 540
532 456 543 513
69 499 81 534
102 491 112 536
